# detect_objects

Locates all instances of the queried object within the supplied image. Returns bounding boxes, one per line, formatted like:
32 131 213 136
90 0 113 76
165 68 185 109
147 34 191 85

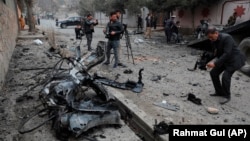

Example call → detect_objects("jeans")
106 40 120 66
172 32 180 43
86 33 92 50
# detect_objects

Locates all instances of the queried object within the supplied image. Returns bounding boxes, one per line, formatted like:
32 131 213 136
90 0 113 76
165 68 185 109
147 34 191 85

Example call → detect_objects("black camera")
105 33 110 39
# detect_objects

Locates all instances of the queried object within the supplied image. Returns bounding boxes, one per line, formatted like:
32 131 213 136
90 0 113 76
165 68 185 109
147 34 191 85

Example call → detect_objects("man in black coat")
206 26 246 104
103 12 124 68
84 14 98 51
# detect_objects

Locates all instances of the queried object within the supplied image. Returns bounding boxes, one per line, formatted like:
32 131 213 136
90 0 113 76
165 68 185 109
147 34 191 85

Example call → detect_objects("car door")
74 17 81 26
68 17 75 26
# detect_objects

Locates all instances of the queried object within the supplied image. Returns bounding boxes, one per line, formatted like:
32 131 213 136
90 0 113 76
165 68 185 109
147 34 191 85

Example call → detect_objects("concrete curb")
107 87 168 141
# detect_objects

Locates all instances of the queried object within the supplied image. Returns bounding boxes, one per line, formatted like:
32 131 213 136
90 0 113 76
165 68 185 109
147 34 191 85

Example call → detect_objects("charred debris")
18 41 144 140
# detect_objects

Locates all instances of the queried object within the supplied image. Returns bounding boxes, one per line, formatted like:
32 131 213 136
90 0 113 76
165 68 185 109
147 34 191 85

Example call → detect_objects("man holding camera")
84 14 98 51
103 12 124 68
206 26 246 104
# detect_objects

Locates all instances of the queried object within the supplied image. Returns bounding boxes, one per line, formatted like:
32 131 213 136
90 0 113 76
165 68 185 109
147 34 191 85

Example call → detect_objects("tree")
78 0 95 16
24 0 35 32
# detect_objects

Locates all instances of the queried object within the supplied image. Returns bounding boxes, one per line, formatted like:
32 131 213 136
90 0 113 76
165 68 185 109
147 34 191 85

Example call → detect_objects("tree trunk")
25 0 35 32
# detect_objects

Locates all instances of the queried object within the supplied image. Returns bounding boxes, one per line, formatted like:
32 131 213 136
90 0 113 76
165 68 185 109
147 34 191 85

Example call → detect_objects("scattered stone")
207 107 219 114
235 93 241 97
224 119 228 123
0 107 4 113
241 118 246 122
192 83 199 87
151 75 161 81
123 69 133 74
235 77 240 80
163 93 169 96
22 48 30 52
99 134 106 138
16 95 34 103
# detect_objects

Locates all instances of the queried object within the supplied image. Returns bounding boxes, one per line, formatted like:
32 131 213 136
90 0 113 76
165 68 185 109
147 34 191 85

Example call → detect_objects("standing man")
84 14 98 51
144 13 153 39
137 14 143 31
165 15 175 43
104 12 124 68
116 10 121 19
152 14 158 29
37 16 40 25
206 26 246 104
171 21 181 43
115 9 126 67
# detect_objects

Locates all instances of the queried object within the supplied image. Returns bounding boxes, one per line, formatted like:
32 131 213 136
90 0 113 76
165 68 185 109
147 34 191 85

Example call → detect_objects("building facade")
0 0 19 89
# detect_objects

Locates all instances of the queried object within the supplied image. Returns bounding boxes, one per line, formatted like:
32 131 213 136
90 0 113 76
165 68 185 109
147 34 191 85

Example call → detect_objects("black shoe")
118 63 127 68
103 62 110 65
88 48 93 51
210 93 224 97
219 97 231 105
187 93 202 105
113 64 117 68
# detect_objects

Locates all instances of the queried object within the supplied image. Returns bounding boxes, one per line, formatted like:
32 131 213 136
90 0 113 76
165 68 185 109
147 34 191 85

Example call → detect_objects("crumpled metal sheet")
66 110 122 137
71 100 117 112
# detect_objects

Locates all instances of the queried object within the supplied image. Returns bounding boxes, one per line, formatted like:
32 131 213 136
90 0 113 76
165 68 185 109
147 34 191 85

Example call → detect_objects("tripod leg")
126 32 135 65
125 34 130 60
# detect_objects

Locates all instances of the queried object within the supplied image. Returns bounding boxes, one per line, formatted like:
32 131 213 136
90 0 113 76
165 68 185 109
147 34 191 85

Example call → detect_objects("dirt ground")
0 23 250 141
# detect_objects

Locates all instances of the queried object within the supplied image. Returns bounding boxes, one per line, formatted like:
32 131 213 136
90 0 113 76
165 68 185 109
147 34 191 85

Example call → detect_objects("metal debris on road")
153 101 180 111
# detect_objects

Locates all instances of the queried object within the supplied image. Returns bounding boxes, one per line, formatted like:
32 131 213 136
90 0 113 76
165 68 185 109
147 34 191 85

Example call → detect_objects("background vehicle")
56 16 84 28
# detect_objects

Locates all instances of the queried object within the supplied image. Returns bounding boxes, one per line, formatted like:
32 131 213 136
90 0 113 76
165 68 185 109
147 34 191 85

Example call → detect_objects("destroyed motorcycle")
18 41 144 140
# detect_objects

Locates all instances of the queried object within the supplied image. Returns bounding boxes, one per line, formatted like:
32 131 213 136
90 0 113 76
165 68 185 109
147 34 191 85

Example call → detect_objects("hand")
103 29 106 33
206 62 215 69
110 31 116 35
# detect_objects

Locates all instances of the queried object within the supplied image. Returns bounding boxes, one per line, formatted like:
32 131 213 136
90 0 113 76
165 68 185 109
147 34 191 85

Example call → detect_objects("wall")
0 1 19 89
172 0 250 34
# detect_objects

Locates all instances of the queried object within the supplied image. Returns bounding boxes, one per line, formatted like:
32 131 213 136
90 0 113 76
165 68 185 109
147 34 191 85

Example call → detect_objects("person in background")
137 14 143 31
226 12 237 27
206 26 246 104
152 14 158 29
19 14 25 30
171 21 181 43
144 13 153 39
84 14 98 51
164 15 175 43
115 9 126 67
37 17 40 25
75 18 85 40
115 9 122 21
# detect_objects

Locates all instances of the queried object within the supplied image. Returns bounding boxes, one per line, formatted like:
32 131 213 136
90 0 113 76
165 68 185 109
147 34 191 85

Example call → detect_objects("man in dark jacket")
137 14 143 31
104 12 124 68
206 26 246 104
164 15 175 43
84 14 98 51
171 21 180 43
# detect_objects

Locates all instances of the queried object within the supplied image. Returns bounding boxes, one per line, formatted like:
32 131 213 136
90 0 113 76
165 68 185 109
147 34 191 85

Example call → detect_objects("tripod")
123 24 135 65
110 24 135 65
